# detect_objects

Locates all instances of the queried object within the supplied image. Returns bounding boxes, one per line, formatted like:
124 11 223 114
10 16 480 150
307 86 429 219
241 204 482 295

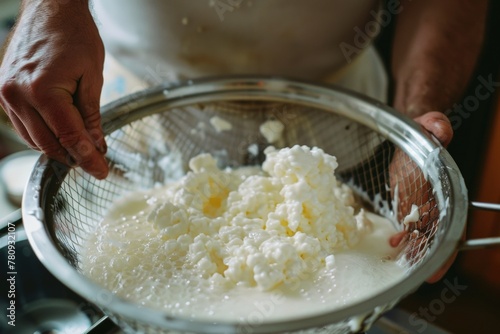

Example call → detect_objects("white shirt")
93 0 387 103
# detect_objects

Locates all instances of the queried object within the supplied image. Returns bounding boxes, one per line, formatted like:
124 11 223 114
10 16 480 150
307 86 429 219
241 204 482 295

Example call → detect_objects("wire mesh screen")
44 97 450 333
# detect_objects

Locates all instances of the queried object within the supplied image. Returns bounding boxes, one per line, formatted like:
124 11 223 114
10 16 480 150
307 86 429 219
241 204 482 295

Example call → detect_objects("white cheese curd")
403 204 420 227
81 145 405 322
259 120 285 143
209 116 233 132
247 143 259 157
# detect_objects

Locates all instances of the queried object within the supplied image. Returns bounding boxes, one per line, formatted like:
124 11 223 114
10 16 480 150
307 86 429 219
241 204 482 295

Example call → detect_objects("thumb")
414 111 453 148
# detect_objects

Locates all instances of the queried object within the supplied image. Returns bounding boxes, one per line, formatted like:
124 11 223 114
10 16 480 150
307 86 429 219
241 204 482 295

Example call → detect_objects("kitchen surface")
1 1 500 333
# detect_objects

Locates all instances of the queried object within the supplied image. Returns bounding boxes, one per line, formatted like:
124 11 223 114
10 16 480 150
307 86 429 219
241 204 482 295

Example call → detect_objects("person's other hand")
0 0 108 179
388 112 457 283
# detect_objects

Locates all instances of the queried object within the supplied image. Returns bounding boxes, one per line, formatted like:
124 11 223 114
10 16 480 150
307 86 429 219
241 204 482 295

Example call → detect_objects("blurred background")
1 0 499 333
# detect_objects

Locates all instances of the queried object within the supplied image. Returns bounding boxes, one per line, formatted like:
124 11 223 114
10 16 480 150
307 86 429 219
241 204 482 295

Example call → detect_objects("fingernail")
89 128 107 154
93 169 109 180
98 142 107 154
96 135 107 154
94 155 109 179
67 155 78 167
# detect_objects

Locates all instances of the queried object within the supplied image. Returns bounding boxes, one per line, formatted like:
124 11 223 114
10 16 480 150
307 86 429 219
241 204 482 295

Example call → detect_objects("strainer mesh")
46 100 445 333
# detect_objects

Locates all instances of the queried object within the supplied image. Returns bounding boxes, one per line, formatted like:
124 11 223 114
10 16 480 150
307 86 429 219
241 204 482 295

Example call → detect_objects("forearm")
17 0 90 24
392 0 488 118
2 0 93 52
20 0 89 11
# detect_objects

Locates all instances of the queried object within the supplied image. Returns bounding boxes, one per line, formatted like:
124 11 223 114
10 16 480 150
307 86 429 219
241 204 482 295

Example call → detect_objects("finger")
2 106 37 149
33 89 109 179
2 86 74 163
75 71 107 154
414 111 453 148
389 230 407 247
12 104 70 164
426 251 458 283
426 230 464 283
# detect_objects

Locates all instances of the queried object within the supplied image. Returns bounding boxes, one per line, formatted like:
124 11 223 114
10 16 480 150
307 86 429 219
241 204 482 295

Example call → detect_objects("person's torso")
93 0 381 82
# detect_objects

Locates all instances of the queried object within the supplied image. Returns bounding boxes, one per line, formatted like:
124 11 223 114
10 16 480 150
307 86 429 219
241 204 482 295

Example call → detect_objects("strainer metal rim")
23 76 468 334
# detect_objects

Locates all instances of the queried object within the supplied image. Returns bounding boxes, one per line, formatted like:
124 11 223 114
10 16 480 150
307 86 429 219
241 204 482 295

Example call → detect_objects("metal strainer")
22 77 495 334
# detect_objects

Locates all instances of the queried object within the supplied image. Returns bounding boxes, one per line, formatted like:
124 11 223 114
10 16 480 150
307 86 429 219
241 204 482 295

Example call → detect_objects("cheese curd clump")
145 145 368 291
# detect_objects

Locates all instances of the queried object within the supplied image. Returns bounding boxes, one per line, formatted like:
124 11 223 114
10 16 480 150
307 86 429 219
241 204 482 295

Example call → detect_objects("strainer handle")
458 201 500 251
469 201 500 211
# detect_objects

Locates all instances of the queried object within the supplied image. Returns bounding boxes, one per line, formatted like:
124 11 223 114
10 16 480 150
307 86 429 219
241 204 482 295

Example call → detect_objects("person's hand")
0 0 108 179
388 112 457 283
